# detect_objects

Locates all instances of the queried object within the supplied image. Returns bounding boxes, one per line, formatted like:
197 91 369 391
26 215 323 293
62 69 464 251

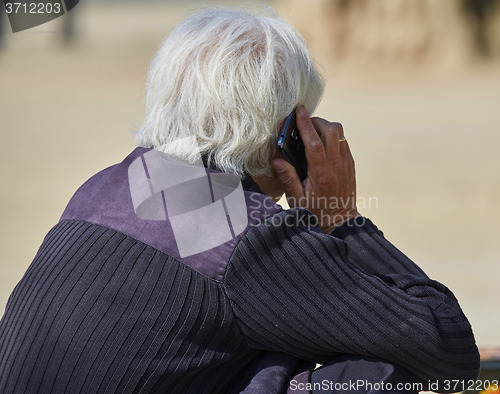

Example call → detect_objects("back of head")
135 8 324 178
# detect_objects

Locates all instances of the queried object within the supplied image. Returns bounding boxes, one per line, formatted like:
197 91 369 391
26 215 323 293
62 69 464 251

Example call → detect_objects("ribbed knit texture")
224 210 480 387
0 220 254 394
0 210 479 393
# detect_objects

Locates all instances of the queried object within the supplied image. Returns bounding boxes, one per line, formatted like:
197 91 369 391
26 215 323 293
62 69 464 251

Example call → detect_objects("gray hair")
135 8 324 178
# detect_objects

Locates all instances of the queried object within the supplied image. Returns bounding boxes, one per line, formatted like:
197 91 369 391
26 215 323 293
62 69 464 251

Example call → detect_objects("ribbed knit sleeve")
224 209 480 388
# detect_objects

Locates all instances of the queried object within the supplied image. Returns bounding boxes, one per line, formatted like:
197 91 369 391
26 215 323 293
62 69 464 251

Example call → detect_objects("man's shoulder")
58 148 312 283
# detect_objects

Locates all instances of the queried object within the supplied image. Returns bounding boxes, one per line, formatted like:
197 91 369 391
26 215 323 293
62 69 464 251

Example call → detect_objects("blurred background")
0 0 499 355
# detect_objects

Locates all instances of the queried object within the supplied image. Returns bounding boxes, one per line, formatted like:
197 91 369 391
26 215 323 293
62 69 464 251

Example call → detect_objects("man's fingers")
296 107 326 168
336 124 348 157
311 118 340 158
311 117 348 159
343 139 353 160
271 158 304 203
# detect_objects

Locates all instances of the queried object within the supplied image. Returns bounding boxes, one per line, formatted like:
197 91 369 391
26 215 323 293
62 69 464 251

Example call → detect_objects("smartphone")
277 109 308 181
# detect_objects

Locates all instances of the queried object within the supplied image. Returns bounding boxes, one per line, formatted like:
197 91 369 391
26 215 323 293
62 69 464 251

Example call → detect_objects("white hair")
135 8 324 178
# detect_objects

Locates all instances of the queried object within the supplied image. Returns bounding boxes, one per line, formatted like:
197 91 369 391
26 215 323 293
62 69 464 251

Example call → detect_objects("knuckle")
316 174 332 189
331 122 343 130
309 138 324 152
302 121 316 134
325 123 338 133
317 175 329 186
278 171 295 185
312 168 329 183
323 122 343 134
280 175 292 185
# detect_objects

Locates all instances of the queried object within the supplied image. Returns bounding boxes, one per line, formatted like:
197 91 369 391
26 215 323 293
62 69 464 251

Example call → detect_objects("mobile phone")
277 109 308 181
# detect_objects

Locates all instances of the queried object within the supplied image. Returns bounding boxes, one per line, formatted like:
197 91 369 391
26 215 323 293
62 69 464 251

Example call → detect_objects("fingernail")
298 106 307 117
272 161 284 173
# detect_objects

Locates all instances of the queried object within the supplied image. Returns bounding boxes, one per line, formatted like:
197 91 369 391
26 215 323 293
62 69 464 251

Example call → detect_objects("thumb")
271 159 304 204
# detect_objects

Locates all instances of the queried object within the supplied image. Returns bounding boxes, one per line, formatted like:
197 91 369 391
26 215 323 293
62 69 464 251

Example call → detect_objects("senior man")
0 8 479 394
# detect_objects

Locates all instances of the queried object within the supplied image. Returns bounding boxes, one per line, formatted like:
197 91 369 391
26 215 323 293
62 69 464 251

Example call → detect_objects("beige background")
1 1 499 352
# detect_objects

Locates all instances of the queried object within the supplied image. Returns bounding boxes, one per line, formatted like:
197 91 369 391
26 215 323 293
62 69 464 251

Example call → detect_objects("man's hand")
271 106 360 233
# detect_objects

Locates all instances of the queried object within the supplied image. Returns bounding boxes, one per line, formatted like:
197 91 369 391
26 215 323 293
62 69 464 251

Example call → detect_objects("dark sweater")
0 148 480 393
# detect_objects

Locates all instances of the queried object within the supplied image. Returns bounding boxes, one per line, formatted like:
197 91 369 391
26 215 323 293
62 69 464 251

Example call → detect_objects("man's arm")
224 209 480 385
227 106 479 388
